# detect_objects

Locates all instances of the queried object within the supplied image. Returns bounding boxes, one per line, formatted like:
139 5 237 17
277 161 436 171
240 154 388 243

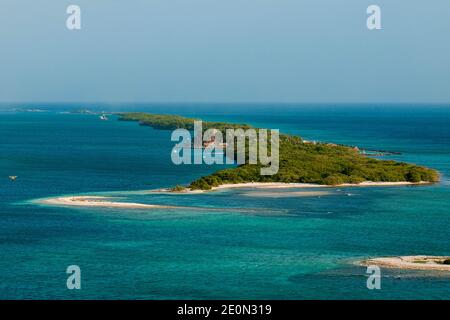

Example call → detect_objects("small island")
119 112 439 191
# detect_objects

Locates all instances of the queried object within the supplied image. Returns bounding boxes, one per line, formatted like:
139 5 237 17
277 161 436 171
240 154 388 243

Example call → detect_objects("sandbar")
39 196 175 209
360 256 450 271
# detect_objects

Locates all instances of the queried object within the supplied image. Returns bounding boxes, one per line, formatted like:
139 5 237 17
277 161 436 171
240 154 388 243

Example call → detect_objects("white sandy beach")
214 181 429 190
155 181 431 194
37 195 258 213
360 256 450 271
38 181 430 209
39 196 175 209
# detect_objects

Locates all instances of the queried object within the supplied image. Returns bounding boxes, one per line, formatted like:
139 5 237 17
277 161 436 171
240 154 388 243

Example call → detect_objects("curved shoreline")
35 195 260 213
360 256 450 271
38 196 176 209
155 181 432 194
34 181 432 209
212 181 430 190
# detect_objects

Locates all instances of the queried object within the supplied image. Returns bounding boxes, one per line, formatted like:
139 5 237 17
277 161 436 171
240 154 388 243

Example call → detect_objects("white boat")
99 114 108 121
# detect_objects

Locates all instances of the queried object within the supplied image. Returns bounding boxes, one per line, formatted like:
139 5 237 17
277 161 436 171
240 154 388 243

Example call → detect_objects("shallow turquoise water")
1 104 450 299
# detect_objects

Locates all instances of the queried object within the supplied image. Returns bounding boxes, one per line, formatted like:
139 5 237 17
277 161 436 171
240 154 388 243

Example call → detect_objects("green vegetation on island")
119 112 252 131
119 112 439 190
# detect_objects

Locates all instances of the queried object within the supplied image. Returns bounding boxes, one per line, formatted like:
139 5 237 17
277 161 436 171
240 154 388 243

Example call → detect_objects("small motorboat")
9 176 18 181
99 114 108 121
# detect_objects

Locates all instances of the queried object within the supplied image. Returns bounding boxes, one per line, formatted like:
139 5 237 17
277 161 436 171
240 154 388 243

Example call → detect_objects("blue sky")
0 0 449 103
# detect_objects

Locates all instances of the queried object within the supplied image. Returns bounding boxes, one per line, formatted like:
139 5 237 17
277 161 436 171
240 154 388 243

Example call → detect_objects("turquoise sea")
1 104 450 299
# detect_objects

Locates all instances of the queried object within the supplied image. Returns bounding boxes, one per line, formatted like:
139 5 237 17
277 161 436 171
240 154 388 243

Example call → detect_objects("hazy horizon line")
1 102 450 107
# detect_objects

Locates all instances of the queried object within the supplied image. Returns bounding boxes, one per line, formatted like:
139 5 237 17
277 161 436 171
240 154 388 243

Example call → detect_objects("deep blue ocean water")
1 104 450 299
